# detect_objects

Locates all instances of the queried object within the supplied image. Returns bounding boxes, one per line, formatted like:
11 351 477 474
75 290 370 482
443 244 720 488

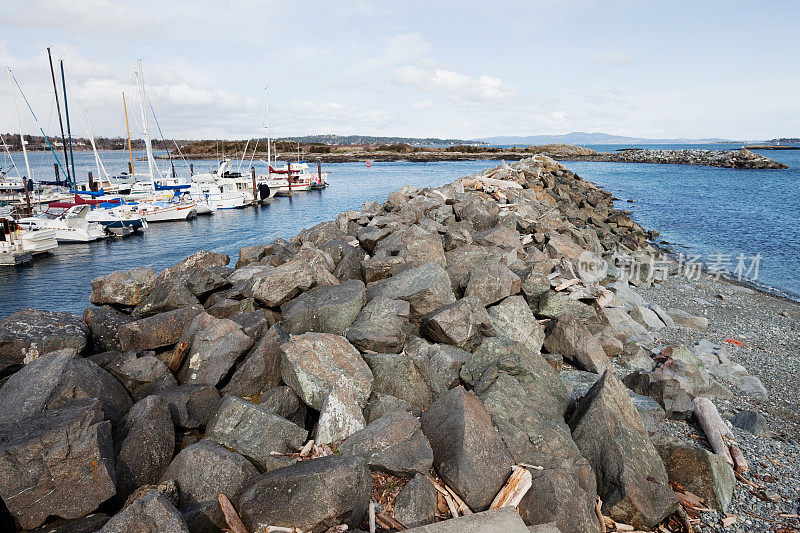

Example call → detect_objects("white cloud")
411 100 434 110
391 62 516 104
587 51 634 68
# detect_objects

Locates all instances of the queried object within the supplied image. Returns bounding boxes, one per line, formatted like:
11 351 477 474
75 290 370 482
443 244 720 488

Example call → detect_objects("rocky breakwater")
0 156 769 532
569 147 787 169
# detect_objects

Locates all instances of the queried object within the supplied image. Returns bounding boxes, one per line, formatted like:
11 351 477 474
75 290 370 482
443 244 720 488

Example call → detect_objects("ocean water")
0 145 798 317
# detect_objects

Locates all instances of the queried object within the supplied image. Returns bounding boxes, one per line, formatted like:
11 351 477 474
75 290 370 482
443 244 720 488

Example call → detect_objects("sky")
0 0 798 141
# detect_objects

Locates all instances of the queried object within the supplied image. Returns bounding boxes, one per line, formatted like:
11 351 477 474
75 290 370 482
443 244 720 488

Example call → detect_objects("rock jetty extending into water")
567 147 788 169
0 155 793 532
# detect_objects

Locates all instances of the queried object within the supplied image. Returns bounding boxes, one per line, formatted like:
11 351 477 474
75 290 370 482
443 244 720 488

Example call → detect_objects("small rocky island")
0 156 796 533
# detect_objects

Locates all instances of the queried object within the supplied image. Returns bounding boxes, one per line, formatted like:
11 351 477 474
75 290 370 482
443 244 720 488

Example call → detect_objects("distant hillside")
277 134 482 147
477 132 737 146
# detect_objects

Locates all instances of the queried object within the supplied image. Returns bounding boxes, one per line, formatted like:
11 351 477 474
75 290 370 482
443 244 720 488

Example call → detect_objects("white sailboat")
192 159 269 206
17 204 107 243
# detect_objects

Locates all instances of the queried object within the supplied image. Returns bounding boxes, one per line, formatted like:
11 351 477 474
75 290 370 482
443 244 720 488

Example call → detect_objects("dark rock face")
250 260 317 307
365 261 456 323
281 280 366 335
401 507 530 532
363 391 420 423
419 386 514 511
0 308 88 371
114 395 175 501
543 313 610 373
346 297 412 353
222 323 288 398
280 332 374 410
732 409 771 438
118 306 203 351
89 267 157 308
406 337 471 398
205 394 308 472
258 385 307 427
100 489 189 533
463 263 521 306
105 352 177 401
421 297 495 352
569 370 678 529
655 440 735 513
238 455 372 533
83 306 133 352
394 473 438 528
159 441 259 531
0 399 116 530
162 250 230 274
132 278 201 318
363 352 435 410
339 410 433 476
154 384 222 429
176 312 254 386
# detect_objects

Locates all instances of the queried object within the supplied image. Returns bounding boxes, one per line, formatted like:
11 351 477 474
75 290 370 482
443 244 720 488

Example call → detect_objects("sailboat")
17 204 107 243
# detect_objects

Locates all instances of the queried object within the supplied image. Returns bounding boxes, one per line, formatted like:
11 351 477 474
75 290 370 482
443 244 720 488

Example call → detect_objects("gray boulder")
630 305 666 331
280 332 373 410
250 260 316 307
366 261 456 323
176 313 254 386
339 410 433 476
569 370 678 529
421 297 495 352
402 507 529 533
238 455 371 533
100 489 189 533
464 263 521 306
223 323 289 398
162 250 230 275
89 267 157 307
154 384 222 429
363 391 420 423
537 291 597 321
315 375 367 443
131 278 201 318
394 473 437 528
281 280 366 335
83 306 133 352
406 337 471 397
346 297 412 353
0 399 116 530
206 394 308 471
105 353 177 401
488 295 545 354
667 308 709 331
0 308 87 370
363 352 435 410
732 410 770 438
543 313 610 374
420 386 514 511
259 385 307 426
118 306 203 351
655 440 735 513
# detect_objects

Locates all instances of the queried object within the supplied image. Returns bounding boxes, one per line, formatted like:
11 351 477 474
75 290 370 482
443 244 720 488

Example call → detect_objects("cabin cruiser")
259 161 328 195
44 196 147 234
193 159 274 204
17 204 107 243
0 218 58 266
126 199 197 223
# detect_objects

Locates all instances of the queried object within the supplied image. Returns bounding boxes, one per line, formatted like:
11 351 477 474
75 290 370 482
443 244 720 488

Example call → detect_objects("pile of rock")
569 148 787 169
0 156 765 532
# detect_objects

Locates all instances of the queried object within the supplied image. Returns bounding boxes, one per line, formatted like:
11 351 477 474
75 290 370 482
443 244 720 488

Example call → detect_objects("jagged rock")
464 263 521 306
737 375 768 401
520 270 551 308
607 281 644 310
281 280 366 335
420 386 514 511
206 297 256 319
131 278 201 318
488 295 545 354
0 308 87 370
162 250 230 275
421 297 495 351
114 396 175 501
223 324 288 398
154 384 222 429
474 225 521 250
630 305 666 330
406 337 471 397
100 490 189 533
591 326 624 357
236 244 271 268
598 306 654 345
346 297 411 353
316 375 367 443
569 370 678 529
83 306 133 352
536 291 597 321
444 245 506 295
667 308 709 331
366 261 456 323
363 352 435 410
250 260 316 307
118 306 203 351
159 441 259 532
231 309 274 339
339 410 433 476
732 410 770 438
402 507 530 532
89 267 157 307
105 353 177 401
452 197 498 231
369 225 447 274
0 399 116 530
123 479 179 509
176 313 254 386
363 391 420 423
648 303 675 328
689 339 748 385
206 394 308 471
238 455 371 533
543 313 610 373
394 473 437 528
655 440 735 512
258 385 307 427
280 332 373 410
26 514 110 533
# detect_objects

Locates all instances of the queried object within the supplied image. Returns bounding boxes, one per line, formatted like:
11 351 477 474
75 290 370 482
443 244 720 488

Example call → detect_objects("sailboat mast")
47 47 72 188
266 86 271 170
136 60 158 183
122 92 134 177
7 68 33 213
59 60 77 187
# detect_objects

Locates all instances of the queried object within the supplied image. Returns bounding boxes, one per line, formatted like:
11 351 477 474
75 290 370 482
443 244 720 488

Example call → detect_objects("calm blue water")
1 144 798 317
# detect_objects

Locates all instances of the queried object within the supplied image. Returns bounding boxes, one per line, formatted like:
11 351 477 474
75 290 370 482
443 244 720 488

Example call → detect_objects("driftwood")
489 466 532 510
368 501 376 533
218 493 248 533
693 397 748 472
594 497 606 533
168 341 190 372
425 475 459 518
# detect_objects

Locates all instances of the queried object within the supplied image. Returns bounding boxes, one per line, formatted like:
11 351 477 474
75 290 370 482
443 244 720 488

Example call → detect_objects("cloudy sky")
0 0 797 141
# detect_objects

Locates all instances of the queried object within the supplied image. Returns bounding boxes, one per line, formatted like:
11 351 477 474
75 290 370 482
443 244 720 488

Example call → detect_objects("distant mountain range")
476 132 739 146
278 134 479 146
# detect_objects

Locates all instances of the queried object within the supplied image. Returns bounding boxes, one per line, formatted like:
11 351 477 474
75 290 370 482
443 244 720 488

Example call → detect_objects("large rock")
0 399 116 530
205 394 308 471
346 297 412 353
104 351 177 401
250 260 316 307
315 375 367 443
420 386 514 511
162 250 230 275
132 278 200 318
83 306 133 352
488 295 545 354
258 385 307 426
339 410 433 476
222 324 288 398
406 337 471 398
363 391 420 423
667 308 709 331
154 384 222 429
118 306 203 351
0 308 87 370
89 267 157 307
537 291 597 321
115 395 175 501
569 370 678 529
281 280 365 335
421 297 495 352
732 409 770 438
402 507 529 533
159 441 259 531
100 489 189 533
464 263 521 306
366 261 456 323
176 313 254 386
238 455 372 533
394 473 438 528
543 313 610 373
363 352 435 410
280 332 373 410
655 440 735 512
